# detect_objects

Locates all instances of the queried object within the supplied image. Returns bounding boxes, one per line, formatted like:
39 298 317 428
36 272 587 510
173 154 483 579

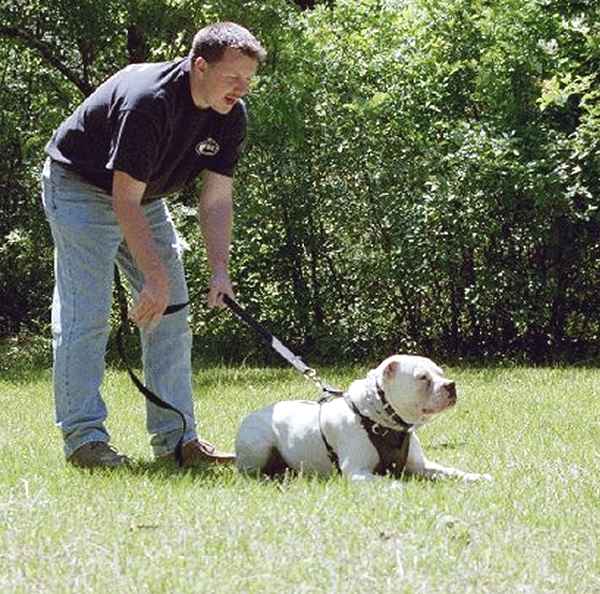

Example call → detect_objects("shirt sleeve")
106 109 161 183
205 103 247 178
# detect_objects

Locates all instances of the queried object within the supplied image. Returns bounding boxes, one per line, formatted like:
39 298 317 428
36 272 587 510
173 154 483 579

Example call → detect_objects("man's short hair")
190 22 267 64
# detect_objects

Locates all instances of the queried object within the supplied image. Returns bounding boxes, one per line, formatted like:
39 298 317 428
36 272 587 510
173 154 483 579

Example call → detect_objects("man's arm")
198 170 235 308
112 170 169 330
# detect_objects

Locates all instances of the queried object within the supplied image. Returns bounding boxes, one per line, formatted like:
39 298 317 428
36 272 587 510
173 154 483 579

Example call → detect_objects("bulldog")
235 354 491 482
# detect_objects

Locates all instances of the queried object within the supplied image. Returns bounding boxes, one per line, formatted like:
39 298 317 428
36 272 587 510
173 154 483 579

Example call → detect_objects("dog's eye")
416 373 431 385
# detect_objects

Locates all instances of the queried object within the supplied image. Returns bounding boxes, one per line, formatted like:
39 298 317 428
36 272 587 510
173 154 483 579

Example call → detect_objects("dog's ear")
383 359 399 380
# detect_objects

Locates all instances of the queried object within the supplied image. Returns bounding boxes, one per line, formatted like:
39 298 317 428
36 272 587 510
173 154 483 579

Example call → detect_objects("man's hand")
129 268 170 331
208 269 234 309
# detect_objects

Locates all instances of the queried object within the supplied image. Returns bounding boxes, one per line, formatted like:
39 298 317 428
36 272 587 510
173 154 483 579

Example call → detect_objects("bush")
2 0 599 363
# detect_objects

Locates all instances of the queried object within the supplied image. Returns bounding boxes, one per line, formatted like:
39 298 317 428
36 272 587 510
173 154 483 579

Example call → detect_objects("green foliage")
223 0 600 362
1 0 599 362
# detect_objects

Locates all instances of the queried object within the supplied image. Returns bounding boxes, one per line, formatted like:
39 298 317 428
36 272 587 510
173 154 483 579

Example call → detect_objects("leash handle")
222 294 343 396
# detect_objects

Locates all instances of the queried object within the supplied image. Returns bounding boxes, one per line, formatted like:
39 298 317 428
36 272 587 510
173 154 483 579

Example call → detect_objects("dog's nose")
445 381 457 401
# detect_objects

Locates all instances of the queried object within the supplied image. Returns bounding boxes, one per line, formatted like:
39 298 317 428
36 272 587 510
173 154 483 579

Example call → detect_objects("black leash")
222 294 343 396
113 267 187 466
112 281 410 474
112 277 338 467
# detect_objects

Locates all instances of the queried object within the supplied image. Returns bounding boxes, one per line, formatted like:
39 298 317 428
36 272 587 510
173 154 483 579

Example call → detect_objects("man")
41 22 266 469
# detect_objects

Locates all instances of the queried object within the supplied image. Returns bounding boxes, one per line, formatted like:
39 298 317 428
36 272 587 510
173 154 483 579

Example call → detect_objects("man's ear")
192 56 208 76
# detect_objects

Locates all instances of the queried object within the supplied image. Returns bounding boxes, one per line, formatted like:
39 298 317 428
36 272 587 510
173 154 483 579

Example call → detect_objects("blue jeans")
41 158 198 458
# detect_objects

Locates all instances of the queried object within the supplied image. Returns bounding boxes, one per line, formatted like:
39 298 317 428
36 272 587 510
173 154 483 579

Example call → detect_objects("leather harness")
319 385 413 477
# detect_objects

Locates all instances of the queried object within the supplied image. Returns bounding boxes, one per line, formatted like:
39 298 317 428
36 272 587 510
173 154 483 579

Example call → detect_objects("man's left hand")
208 270 234 308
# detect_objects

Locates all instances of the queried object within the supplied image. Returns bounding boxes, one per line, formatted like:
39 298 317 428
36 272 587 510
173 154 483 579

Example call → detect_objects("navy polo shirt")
46 58 246 202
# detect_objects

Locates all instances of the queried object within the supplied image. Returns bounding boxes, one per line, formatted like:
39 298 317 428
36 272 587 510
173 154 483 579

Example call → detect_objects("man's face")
193 47 258 113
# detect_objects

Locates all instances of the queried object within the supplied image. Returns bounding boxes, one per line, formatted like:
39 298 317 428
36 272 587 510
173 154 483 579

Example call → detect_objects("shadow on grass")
121 458 238 482
89 458 341 488
69 458 454 489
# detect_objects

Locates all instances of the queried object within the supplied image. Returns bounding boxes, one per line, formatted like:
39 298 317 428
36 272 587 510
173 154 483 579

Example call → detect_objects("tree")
1 0 599 362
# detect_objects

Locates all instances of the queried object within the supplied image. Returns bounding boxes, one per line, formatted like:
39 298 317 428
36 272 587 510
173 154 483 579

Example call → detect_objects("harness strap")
343 392 411 476
317 392 342 471
113 267 187 466
318 401 341 472
318 391 412 476
371 427 411 477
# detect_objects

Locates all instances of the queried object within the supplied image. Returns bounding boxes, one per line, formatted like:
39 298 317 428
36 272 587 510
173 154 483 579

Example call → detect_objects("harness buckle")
372 423 388 436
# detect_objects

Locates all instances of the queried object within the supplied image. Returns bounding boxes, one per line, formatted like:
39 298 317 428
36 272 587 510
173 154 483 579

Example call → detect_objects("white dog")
235 354 491 482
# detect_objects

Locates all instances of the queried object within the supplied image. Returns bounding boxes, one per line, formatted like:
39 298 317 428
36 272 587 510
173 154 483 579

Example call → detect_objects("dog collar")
343 387 414 435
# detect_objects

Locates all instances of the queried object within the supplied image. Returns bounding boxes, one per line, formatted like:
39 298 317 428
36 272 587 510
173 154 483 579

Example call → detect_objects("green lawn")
1 363 599 593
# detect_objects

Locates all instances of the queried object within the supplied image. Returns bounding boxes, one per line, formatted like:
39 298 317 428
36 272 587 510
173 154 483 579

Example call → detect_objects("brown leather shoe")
68 441 132 469
162 439 235 467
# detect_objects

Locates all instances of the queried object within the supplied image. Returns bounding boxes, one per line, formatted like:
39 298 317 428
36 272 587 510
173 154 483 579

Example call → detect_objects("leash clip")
303 367 318 382
304 367 343 397
303 367 324 392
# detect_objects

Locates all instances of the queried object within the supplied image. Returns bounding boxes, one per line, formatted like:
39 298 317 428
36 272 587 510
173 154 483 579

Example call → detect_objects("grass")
1 361 599 593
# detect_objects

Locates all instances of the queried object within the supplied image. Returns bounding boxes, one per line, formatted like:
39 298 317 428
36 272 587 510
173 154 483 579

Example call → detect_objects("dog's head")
376 354 457 425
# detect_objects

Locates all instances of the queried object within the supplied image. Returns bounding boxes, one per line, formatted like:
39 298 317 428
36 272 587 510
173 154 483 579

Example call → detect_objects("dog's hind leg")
235 408 289 476
260 447 290 477
236 441 289 477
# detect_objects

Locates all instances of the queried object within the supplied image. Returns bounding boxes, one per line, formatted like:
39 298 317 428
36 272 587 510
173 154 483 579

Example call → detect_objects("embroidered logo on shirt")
195 138 220 157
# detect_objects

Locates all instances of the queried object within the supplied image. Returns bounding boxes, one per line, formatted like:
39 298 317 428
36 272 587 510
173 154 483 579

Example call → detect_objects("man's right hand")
129 269 170 332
